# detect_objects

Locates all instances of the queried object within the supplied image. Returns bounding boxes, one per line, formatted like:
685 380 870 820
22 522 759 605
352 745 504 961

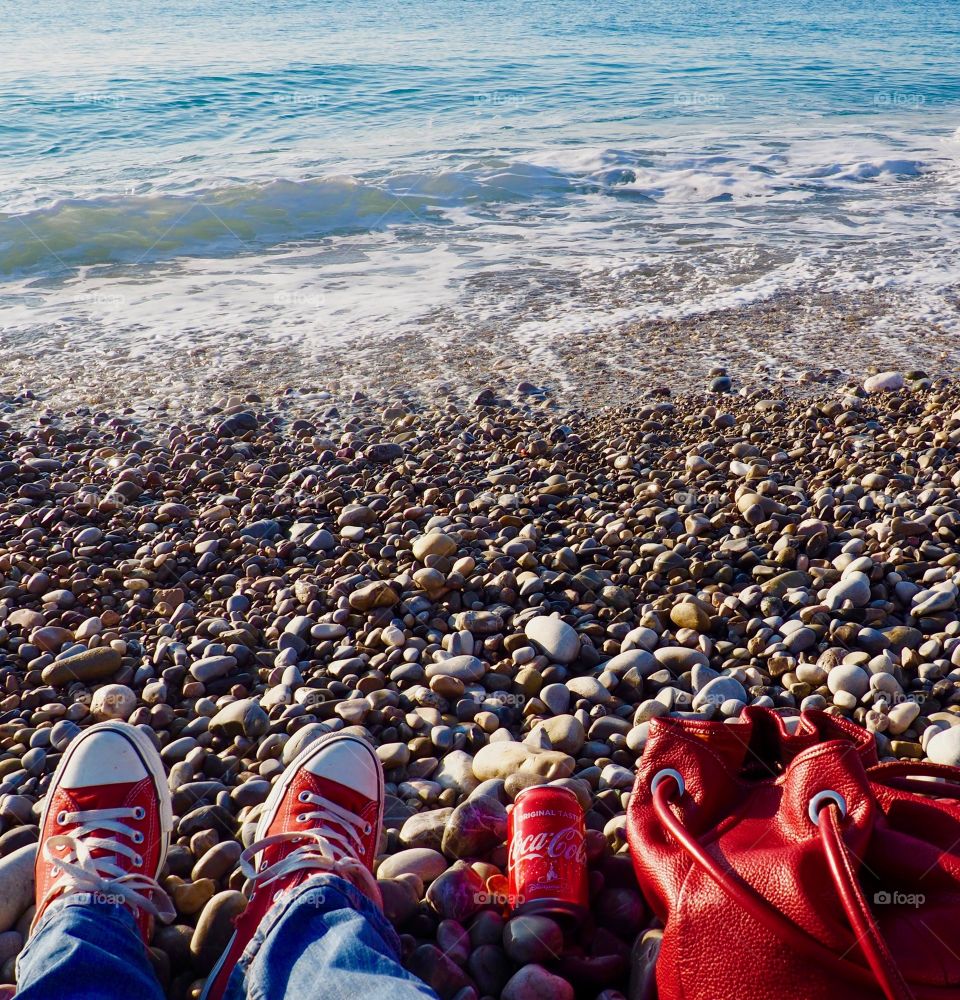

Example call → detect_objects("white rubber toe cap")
61 728 150 787
305 737 380 800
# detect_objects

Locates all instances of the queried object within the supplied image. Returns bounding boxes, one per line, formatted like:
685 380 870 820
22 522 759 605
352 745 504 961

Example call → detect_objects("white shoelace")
42 806 175 923
241 790 381 905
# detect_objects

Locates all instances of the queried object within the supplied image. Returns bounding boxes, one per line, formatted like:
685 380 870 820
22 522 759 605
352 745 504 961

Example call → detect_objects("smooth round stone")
824 572 872 610
927 726 960 766
209 698 268 739
652 647 709 672
887 701 920 736
600 649 657 677
692 675 747 711
399 807 453 851
621 626 659 652
188 655 237 683
539 683 570 715
441 795 507 860
524 616 580 664
379 877 421 925
377 742 411 769
413 532 458 561
434 750 481 795
426 656 486 683
531 715 585 755
503 915 563 964
670 603 711 632
0 845 38 932
566 676 613 705
41 647 122 687
863 371 904 393
502 963 574 1000
281 723 331 764
191 840 242 882
425 861 485 922
190 890 247 971
472 742 574 782
90 683 137 721
827 665 870 699
377 848 447 884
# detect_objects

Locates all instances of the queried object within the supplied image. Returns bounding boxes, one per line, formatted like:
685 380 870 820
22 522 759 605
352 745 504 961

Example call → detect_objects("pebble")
377 848 448 884
190 890 247 971
0 845 37 932
441 795 508 859
927 726 960 767
41 647 122 687
502 964 574 1000
524 616 580 664
90 684 137 721
503 915 564 964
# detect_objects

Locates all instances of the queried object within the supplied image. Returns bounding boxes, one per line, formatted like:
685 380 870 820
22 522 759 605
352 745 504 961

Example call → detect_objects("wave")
0 145 938 276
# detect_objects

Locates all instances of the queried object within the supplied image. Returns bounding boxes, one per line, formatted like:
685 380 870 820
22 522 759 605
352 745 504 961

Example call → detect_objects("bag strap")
870 761 960 799
819 804 914 1000
651 776 917 1000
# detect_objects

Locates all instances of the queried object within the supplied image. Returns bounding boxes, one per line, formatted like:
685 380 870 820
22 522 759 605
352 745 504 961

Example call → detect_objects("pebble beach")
1 365 959 998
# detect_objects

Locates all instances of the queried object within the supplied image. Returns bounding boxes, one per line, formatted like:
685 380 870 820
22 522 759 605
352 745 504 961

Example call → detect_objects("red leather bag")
626 706 960 1000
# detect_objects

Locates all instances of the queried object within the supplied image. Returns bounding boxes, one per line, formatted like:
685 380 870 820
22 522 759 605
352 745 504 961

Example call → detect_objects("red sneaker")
201 731 384 1000
31 721 174 939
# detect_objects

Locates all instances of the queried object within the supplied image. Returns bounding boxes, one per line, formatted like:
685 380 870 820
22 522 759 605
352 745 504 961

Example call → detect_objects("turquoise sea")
2 0 960 360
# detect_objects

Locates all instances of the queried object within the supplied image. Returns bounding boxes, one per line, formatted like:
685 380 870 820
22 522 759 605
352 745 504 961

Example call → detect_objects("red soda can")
507 785 588 919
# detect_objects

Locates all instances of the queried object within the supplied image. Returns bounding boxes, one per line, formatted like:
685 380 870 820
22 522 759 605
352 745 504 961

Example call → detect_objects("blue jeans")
16 876 439 1000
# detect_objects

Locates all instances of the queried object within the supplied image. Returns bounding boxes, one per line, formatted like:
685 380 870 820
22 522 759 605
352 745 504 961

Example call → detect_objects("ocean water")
2 0 960 371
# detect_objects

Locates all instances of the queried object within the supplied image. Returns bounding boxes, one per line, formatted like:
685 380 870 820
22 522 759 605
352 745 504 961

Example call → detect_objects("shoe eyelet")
134 855 143 867
364 823 372 835
297 814 307 823
132 807 146 820
56 811 68 825
132 831 144 845
51 865 60 876
298 792 310 802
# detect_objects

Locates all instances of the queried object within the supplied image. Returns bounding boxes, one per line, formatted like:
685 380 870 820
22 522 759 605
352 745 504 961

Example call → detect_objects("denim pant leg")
15 897 164 1000
222 875 439 1000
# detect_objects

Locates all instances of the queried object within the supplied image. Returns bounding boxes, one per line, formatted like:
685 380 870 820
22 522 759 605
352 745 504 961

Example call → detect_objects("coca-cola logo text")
510 825 586 864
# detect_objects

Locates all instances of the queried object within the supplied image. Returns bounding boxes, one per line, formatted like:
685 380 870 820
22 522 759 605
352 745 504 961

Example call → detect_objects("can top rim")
513 783 581 806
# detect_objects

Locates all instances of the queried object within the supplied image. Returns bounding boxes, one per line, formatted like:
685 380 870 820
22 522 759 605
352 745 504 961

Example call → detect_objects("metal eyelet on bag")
651 768 686 798
808 789 847 824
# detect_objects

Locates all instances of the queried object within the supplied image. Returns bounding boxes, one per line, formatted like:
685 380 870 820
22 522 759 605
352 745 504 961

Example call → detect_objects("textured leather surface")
627 707 960 1000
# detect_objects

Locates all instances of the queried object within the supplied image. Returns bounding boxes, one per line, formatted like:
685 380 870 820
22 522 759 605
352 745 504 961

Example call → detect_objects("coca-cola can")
507 784 588 920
